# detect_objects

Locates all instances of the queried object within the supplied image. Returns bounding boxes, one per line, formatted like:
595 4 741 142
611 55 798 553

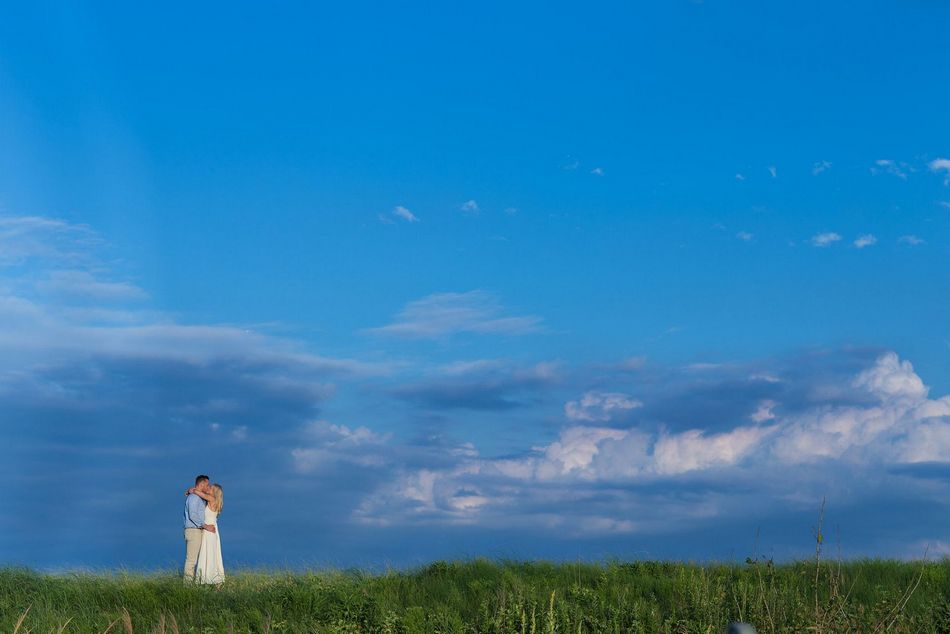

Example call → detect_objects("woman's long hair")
210 483 224 514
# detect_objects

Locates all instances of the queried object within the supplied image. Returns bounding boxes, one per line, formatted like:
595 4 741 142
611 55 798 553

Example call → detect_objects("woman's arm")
186 487 214 503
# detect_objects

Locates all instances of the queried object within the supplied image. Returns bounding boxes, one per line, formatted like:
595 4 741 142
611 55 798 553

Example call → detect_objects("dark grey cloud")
389 362 560 411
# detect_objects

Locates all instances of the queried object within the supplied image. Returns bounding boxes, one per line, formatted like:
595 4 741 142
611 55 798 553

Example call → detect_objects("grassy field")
2 559 949 633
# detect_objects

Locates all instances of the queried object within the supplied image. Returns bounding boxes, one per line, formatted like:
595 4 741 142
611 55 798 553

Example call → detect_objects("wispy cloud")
564 391 642 422
898 235 925 245
459 200 480 215
37 270 148 300
853 234 877 249
590 167 604 176
367 291 543 339
929 158 950 185
0 215 393 376
812 160 832 175
736 231 754 242
768 166 777 178
870 159 909 180
0 215 101 266
391 205 419 223
810 232 841 247
735 173 745 181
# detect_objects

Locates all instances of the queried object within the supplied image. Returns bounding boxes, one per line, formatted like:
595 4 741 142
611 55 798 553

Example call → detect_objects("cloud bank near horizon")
1 215 949 567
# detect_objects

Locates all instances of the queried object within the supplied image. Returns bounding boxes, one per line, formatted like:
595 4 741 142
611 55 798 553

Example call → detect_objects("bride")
186 482 226 584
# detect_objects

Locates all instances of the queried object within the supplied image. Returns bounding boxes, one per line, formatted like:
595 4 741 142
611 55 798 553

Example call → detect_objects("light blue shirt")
184 493 206 529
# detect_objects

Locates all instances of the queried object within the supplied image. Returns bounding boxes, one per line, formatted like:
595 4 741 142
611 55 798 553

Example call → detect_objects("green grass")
2 559 949 633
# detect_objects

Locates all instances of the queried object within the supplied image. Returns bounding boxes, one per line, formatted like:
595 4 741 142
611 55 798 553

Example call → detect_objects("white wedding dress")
195 507 225 584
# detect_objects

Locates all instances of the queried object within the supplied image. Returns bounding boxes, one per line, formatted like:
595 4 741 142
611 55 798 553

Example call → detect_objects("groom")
183 474 217 582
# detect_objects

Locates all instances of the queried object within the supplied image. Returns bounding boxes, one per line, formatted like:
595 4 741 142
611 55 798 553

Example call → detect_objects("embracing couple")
182 474 225 584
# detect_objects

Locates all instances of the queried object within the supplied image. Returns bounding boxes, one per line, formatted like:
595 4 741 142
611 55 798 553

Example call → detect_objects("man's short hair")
195 474 210 486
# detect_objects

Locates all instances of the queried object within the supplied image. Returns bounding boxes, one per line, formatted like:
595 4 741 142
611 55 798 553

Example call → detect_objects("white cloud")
653 426 770 475
357 352 950 534
685 362 726 372
590 167 604 176
735 173 745 181
870 159 909 180
367 290 543 339
812 160 832 175
392 205 419 223
38 270 147 300
439 359 508 376
291 420 392 473
0 215 101 266
853 350 927 402
460 200 480 214
538 426 630 477
614 356 647 371
504 207 518 215
736 231 754 242
898 235 925 245
750 399 777 422
853 234 877 248
768 166 777 178
928 158 950 185
564 391 642 422
810 232 842 247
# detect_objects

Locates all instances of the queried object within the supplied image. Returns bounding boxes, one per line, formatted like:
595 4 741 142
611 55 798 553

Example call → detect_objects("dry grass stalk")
121 608 134 634
13 606 31 634
168 612 180 634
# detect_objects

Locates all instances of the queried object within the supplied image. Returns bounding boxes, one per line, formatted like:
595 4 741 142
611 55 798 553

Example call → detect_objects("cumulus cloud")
929 158 950 185
356 352 950 542
367 291 543 339
853 234 877 249
810 232 842 247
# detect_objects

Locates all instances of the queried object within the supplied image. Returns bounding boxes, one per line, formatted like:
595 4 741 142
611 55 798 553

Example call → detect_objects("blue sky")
2 1 950 569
